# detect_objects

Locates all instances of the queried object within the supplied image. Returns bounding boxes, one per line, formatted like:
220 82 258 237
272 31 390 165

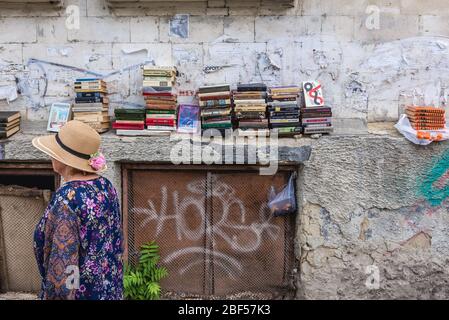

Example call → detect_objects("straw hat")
32 120 107 173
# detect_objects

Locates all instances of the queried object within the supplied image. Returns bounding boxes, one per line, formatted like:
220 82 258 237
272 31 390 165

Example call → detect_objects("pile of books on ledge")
405 106 446 130
143 66 178 135
233 83 269 136
0 111 21 139
73 78 110 133
113 109 145 136
268 86 302 137
198 84 233 134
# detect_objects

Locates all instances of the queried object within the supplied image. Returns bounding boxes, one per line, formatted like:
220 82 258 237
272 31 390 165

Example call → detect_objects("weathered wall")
300 134 449 299
1 0 449 127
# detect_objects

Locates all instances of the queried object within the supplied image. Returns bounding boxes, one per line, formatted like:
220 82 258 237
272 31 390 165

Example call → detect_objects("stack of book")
301 80 333 135
143 66 178 133
198 84 233 133
112 109 145 135
301 106 333 134
0 111 21 139
73 78 110 133
268 86 302 137
406 106 446 130
233 83 269 135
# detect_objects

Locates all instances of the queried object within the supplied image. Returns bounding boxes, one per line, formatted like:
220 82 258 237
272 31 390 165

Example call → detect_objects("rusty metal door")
123 164 297 299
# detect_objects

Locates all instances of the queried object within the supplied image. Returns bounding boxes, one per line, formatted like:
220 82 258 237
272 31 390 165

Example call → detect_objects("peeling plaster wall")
1 0 449 124
300 136 449 299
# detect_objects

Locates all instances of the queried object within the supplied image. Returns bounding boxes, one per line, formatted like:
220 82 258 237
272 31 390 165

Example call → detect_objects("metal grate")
123 164 297 299
0 186 51 293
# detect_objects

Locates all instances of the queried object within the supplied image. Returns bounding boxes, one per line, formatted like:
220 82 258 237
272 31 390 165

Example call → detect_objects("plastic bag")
268 173 297 217
394 114 449 146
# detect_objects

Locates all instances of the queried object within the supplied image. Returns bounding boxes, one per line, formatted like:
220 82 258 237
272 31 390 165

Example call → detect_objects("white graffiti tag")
131 177 281 279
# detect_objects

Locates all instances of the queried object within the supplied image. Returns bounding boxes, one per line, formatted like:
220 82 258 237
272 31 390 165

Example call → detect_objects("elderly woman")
32 120 123 300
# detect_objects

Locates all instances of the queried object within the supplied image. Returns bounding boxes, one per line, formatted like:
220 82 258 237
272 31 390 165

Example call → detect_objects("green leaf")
123 240 168 300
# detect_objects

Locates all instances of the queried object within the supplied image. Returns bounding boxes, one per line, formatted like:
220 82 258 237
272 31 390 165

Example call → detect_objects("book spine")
76 92 106 98
146 125 177 131
146 119 176 126
199 99 230 107
143 80 174 87
302 117 332 124
146 109 176 114
112 123 145 130
304 127 334 134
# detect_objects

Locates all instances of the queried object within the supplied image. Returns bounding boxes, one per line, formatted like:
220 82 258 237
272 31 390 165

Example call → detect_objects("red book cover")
199 94 231 101
112 122 145 130
146 119 176 126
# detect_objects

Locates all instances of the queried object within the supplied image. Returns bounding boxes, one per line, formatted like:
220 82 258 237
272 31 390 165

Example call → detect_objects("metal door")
123 164 296 298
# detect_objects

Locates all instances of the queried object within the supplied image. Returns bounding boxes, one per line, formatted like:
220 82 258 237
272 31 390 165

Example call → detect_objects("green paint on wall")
419 148 449 207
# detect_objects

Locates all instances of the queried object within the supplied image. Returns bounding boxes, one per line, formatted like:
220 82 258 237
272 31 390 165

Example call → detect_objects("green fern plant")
123 241 168 300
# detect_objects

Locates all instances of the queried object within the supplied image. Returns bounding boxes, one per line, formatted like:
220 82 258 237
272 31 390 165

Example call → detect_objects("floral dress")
34 176 123 300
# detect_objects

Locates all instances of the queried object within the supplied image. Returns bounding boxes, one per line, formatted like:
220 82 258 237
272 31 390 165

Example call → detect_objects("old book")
146 109 176 115
115 115 145 121
197 91 232 99
270 111 300 117
409 118 446 124
198 85 231 94
0 111 21 123
304 126 334 134
303 123 333 128
74 115 110 123
76 92 107 98
301 106 332 112
146 119 176 126
199 99 231 107
302 117 332 124
142 86 174 94
234 105 267 112
114 108 145 118
0 118 20 128
146 125 177 131
236 111 266 119
406 106 445 114
237 83 267 92
202 122 232 129
116 129 172 136
237 129 270 136
269 86 300 94
75 89 108 94
143 80 174 87
74 102 107 108
269 101 298 107
411 125 446 130
0 125 20 138
268 106 300 113
115 120 145 125
234 99 267 105
143 75 176 82
234 91 268 98
146 114 177 120
75 97 109 104
270 118 301 124
272 126 303 134
201 108 232 117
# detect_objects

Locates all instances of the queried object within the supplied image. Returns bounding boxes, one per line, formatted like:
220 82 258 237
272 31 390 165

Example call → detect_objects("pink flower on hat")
89 152 106 171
